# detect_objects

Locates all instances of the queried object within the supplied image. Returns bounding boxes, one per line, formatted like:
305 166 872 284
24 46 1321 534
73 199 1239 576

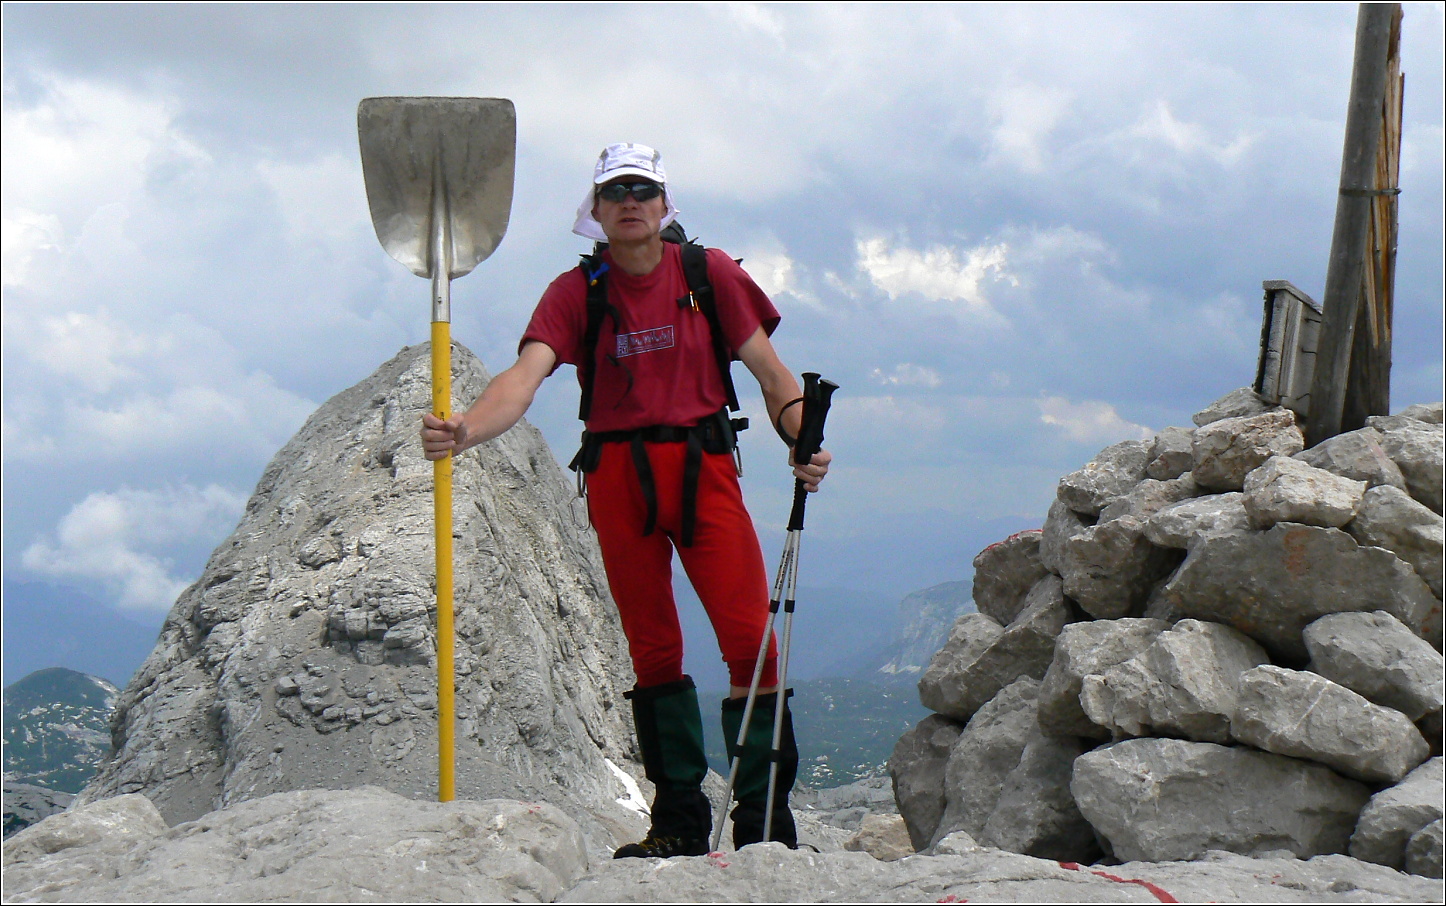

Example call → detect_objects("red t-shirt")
521 243 780 433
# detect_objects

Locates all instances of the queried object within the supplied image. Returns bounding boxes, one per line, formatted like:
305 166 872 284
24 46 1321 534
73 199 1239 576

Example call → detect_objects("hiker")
421 142 830 857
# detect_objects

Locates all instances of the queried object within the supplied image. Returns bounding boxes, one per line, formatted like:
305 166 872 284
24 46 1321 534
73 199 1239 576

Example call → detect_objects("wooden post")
1342 14 1403 433
1306 3 1401 447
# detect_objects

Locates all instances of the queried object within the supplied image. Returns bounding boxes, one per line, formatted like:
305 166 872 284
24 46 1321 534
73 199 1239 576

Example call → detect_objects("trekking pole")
711 373 837 852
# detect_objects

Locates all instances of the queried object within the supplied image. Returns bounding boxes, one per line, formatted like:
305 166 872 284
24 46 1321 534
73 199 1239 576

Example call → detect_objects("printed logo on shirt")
616 325 675 358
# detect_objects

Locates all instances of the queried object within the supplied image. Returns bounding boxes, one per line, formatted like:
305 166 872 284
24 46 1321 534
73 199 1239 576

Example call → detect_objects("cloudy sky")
4 3 1443 686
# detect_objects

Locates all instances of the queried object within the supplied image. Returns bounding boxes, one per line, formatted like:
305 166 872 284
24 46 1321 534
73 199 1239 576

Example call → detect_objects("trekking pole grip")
787 373 839 531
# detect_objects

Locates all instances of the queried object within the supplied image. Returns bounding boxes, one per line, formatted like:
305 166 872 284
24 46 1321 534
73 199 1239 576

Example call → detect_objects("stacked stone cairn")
890 389 1444 879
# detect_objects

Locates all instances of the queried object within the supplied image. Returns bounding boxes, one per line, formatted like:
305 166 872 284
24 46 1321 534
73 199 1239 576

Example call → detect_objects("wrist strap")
775 397 804 446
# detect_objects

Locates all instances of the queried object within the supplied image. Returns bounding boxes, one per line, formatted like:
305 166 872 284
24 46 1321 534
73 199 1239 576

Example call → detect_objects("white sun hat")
572 142 680 241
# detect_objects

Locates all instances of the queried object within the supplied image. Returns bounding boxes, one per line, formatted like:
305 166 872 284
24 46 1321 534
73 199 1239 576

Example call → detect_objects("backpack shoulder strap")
577 254 610 422
680 241 741 413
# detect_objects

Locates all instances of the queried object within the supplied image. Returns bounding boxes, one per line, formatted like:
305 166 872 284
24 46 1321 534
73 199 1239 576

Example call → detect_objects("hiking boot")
613 677 712 859
721 690 799 849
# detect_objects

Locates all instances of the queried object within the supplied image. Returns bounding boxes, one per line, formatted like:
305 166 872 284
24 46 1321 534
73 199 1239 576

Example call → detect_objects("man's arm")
420 340 558 460
737 326 832 491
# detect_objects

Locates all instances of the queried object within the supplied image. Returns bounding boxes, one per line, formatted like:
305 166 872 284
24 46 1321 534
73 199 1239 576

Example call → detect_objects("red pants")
587 440 777 689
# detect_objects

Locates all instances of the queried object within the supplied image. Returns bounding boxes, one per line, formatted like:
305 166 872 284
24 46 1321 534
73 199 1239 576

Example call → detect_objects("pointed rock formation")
75 344 640 839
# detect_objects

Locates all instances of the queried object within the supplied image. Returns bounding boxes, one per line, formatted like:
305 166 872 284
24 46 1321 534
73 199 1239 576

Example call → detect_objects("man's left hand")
791 448 832 492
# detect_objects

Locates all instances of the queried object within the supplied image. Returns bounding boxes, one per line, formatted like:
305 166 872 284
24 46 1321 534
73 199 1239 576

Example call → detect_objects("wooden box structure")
1255 280 1323 420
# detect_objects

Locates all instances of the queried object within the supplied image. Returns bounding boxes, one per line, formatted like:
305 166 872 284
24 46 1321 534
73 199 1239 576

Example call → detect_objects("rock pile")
73 344 645 847
892 390 1444 876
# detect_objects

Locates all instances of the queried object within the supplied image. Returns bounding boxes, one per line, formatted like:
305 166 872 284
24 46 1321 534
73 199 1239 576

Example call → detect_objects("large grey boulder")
1057 515 1180 620
1037 618 1170 739
1367 414 1445 514
1294 427 1407 490
917 586 1072 722
1304 611 1445 721
1233 666 1430 783
931 676 1096 861
1040 497 1091 573
1056 441 1152 517
1242 456 1365 529
1144 492 1250 550
1348 485 1445 600
1079 619 1268 743
1192 409 1306 492
1351 757 1445 870
3 787 590 903
889 715 964 851
971 531 1047 625
1156 522 1437 662
1098 474 1201 523
1 793 167 866
979 730 1096 861
931 678 1039 847
73 345 640 840
1072 738 1372 862
1191 388 1277 426
1147 426 1196 480
1398 402 1444 424
1407 819 1445 879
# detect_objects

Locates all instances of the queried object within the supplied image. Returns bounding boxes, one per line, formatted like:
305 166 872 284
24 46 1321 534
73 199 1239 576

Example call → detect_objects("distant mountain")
3 666 118 836
2 578 160 688
877 580 976 678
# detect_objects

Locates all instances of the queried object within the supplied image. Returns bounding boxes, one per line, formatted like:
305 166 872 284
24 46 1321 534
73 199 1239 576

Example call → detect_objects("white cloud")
986 84 1074 173
22 484 248 612
1127 101 1255 166
855 236 1016 321
1 208 63 286
739 244 819 308
716 2 787 46
836 395 949 434
255 153 370 248
869 364 943 388
1037 395 1153 443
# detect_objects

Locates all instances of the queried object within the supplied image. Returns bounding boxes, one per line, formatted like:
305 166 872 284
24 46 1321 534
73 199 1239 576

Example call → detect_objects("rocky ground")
4 787 1441 903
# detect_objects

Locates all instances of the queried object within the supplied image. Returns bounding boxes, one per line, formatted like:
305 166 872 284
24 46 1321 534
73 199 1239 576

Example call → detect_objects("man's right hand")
421 412 469 461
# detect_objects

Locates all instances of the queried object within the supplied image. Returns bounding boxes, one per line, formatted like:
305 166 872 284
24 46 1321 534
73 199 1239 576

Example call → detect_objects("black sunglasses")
596 182 663 203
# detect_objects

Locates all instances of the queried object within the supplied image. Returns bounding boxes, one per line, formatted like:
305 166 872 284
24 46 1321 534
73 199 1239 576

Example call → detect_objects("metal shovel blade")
358 97 516 279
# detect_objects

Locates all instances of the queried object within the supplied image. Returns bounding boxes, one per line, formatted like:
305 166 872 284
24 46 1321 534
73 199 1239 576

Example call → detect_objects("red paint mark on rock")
936 896 968 903
1057 861 1178 903
706 852 730 869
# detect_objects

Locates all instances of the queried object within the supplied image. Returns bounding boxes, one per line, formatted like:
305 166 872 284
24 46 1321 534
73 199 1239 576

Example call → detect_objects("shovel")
358 96 516 801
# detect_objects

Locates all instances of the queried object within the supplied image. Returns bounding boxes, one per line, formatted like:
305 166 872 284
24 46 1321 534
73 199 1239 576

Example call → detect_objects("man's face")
592 176 666 244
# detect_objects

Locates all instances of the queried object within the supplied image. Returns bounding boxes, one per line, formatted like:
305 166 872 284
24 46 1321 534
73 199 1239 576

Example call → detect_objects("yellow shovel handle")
432 321 455 802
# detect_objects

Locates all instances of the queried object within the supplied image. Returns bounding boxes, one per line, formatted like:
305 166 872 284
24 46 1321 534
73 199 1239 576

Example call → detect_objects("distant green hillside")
4 667 118 794
703 676 927 788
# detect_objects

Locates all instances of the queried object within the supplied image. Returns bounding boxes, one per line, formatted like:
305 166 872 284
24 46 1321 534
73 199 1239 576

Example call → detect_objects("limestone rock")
843 813 914 862
1407 819 1444 879
1098 474 1201 523
1192 387 1277 427
1398 402 1444 425
2 783 73 841
1192 409 1305 492
1367 414 1445 514
1242 455 1365 529
930 830 982 855
931 678 1039 847
3 787 589 902
1072 738 1372 862
1079 619 1268 743
1294 427 1407 491
73 345 640 838
1058 515 1181 620
917 587 1072 722
1040 497 1091 573
971 530 1047 625
1233 666 1430 783
2 793 167 867
1351 757 1445 870
880 581 975 678
1144 492 1250 550
1056 440 1153 517
889 715 964 851
1147 426 1196 480
1304 611 1445 721
980 731 1097 861
1037 618 1169 739
1156 522 1437 662
1348 485 1445 600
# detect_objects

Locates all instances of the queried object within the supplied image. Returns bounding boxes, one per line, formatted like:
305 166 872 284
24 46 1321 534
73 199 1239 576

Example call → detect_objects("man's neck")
608 236 665 276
